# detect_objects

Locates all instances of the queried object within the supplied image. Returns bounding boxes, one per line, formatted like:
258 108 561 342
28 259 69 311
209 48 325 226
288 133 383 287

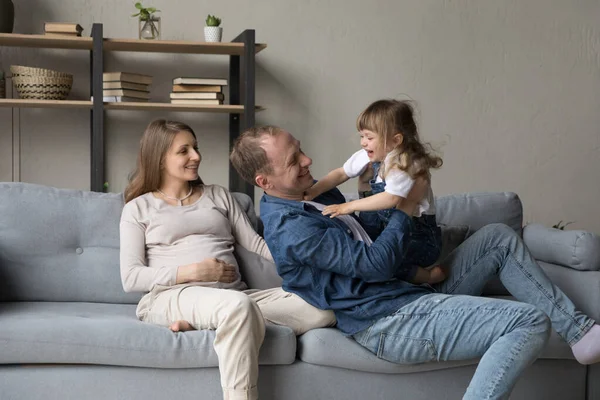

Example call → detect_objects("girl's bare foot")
427 265 446 284
169 320 195 332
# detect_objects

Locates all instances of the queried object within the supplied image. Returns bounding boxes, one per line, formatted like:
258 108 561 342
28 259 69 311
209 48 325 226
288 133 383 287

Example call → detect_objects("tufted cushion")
435 192 523 236
0 302 296 367
0 183 140 304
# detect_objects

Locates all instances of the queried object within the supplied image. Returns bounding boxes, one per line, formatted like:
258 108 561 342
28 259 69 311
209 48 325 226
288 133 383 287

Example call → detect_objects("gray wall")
1 0 599 234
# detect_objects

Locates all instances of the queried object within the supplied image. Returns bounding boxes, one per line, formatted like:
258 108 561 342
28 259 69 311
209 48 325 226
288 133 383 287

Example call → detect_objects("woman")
119 119 335 400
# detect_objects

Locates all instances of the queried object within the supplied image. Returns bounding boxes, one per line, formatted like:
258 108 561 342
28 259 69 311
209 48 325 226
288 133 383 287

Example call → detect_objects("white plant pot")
204 26 222 42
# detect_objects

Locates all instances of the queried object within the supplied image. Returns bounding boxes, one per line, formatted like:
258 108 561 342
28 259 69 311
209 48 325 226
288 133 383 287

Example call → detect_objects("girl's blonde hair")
124 119 203 203
356 99 442 179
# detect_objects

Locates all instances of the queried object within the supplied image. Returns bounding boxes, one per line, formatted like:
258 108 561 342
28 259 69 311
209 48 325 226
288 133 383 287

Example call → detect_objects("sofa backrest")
435 192 523 236
0 183 261 304
0 182 141 303
0 183 522 303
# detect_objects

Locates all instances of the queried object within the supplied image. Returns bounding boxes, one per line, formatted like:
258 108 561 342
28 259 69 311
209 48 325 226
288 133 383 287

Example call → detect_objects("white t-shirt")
303 201 373 245
342 149 435 217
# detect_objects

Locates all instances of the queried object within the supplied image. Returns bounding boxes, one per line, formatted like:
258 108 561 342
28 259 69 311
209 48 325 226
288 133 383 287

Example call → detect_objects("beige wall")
1 0 599 233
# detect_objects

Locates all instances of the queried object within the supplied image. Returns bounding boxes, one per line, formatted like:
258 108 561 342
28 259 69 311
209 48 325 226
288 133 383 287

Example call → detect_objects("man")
230 125 600 400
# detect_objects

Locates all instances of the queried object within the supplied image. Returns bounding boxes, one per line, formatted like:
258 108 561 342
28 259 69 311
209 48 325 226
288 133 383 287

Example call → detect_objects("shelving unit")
0 24 265 199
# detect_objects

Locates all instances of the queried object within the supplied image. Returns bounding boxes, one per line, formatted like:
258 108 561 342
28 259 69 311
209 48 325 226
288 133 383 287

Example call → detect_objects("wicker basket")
12 75 73 100
10 65 73 100
10 65 71 78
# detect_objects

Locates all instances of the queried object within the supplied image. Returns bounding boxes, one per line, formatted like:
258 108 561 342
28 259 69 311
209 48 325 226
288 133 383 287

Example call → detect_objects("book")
102 89 150 99
102 96 149 103
91 96 149 102
169 92 224 100
44 22 84 34
44 32 82 37
103 72 153 85
170 99 223 105
103 81 150 91
172 84 222 93
172 77 228 86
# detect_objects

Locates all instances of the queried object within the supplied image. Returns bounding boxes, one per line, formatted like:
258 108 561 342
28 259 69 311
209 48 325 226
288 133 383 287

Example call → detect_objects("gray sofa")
1 182 600 400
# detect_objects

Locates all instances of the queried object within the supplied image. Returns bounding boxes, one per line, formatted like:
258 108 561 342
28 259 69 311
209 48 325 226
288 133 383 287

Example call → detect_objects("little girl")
304 99 445 285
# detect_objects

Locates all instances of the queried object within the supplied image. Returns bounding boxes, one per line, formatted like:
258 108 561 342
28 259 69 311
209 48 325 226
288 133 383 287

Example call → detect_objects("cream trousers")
141 286 336 400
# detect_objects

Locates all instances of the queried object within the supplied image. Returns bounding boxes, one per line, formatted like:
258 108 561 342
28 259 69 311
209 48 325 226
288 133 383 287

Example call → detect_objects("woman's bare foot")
427 265 446 284
169 320 196 332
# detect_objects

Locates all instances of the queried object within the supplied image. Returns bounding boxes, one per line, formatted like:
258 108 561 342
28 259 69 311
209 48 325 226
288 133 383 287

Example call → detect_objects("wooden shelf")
0 33 266 55
0 99 92 109
104 102 265 113
0 99 264 113
0 33 93 50
103 38 266 55
0 25 262 196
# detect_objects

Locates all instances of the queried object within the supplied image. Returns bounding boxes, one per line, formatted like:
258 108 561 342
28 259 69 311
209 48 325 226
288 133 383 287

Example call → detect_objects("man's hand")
397 176 429 216
322 203 354 218
357 162 374 193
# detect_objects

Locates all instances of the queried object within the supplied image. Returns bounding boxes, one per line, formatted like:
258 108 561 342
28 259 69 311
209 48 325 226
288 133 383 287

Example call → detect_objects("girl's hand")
322 203 354 218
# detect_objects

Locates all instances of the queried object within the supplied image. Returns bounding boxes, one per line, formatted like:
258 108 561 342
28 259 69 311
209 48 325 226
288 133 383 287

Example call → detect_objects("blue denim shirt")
260 188 435 335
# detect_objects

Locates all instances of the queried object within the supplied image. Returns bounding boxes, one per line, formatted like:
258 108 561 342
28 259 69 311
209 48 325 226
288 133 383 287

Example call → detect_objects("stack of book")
170 77 227 105
102 72 153 102
44 22 83 37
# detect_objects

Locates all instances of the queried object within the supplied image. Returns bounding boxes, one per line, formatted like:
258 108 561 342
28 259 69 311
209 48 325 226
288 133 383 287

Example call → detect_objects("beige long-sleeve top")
119 184 272 317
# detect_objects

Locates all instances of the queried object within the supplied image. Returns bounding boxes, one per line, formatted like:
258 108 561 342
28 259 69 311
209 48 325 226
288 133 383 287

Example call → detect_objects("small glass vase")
138 16 161 40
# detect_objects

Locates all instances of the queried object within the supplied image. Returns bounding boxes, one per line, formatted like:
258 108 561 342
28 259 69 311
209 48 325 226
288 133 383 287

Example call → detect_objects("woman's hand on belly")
176 258 238 284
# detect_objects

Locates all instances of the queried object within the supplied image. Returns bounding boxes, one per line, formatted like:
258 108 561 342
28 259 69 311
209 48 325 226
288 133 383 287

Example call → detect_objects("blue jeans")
352 223 594 400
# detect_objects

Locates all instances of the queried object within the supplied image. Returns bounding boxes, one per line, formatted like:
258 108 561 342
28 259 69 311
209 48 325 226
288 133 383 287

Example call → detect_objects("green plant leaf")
205 14 222 26
131 12 140 17
135 2 143 9
147 7 157 12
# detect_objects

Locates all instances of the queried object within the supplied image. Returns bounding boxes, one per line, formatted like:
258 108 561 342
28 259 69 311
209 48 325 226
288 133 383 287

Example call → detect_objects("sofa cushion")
523 223 600 271
436 224 470 264
298 300 573 374
0 183 269 302
235 245 282 290
0 302 296 368
436 192 523 236
0 183 140 304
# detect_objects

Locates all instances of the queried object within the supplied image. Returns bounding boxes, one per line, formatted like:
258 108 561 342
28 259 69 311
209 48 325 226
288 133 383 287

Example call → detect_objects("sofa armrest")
523 223 600 271
539 261 600 322
482 261 600 322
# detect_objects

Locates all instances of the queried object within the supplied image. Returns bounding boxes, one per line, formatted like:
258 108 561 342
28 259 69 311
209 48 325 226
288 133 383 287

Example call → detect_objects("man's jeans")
353 223 594 400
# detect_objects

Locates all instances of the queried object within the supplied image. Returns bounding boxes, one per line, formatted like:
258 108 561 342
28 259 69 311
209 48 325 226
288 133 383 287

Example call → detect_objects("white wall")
1 0 599 233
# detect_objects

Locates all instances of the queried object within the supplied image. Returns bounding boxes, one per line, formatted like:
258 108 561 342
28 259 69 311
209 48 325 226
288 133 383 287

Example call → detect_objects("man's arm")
274 209 413 283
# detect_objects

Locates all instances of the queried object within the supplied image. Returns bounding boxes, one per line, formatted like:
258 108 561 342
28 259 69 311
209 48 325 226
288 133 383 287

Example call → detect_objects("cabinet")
0 23 265 199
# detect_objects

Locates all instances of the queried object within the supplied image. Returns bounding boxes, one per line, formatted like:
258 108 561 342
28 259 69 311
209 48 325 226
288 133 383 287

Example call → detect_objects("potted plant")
132 2 161 40
552 220 574 230
204 14 222 42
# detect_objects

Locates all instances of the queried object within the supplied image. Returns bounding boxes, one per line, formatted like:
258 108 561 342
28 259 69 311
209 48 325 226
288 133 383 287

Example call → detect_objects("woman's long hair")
356 99 442 179
124 119 203 203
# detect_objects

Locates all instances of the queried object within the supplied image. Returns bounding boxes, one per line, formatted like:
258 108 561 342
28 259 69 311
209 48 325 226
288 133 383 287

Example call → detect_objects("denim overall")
359 162 442 280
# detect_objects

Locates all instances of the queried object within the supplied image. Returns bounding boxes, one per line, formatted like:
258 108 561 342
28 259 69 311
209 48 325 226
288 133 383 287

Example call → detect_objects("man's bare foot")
169 320 196 332
427 265 446 284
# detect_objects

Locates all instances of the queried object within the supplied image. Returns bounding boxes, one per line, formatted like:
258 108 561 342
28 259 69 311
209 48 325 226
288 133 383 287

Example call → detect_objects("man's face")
258 131 313 199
